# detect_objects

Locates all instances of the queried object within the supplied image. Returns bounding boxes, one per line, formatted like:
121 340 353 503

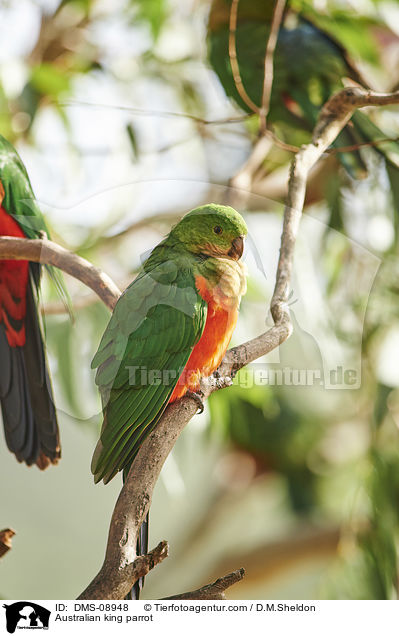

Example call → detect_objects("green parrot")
208 0 399 179
91 203 248 597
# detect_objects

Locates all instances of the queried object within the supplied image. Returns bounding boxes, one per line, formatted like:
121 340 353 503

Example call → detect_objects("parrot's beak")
228 235 244 260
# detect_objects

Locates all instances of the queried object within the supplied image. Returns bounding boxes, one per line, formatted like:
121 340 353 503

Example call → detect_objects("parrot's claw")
185 390 205 413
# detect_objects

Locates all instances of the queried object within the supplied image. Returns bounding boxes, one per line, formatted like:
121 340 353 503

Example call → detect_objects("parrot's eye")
213 225 223 235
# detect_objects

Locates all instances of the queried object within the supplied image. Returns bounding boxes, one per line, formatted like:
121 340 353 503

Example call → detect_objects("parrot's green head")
171 203 247 261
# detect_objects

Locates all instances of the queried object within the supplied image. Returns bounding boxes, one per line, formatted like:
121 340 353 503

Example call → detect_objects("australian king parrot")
91 203 247 597
208 0 399 180
0 135 63 469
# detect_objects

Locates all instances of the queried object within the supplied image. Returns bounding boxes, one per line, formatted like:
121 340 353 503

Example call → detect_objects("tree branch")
78 541 169 600
163 569 246 600
228 0 286 202
0 236 121 311
228 0 259 114
259 0 286 135
0 528 15 559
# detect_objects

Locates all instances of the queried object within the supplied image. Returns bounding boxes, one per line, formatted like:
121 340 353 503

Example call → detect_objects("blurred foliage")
1 0 399 600
209 384 324 513
130 0 168 39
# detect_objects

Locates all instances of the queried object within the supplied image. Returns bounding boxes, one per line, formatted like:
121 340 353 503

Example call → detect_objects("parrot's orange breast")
169 274 240 401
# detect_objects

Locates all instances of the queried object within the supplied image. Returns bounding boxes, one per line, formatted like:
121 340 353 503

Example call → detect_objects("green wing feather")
91 255 207 483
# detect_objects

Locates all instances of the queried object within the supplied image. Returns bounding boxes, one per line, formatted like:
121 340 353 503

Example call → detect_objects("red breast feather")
0 206 29 347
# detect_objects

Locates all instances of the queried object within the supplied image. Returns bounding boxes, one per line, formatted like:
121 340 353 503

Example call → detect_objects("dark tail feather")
131 513 149 600
122 465 149 600
0 281 60 468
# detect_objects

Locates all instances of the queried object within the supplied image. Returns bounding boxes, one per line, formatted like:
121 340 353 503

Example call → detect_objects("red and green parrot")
91 203 247 597
0 135 63 469
208 0 399 179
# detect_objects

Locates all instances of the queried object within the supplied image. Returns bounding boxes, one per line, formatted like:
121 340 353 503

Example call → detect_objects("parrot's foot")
185 390 205 413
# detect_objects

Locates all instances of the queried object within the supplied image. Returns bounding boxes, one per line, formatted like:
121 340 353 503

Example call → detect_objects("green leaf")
130 0 167 40
126 123 139 161
30 64 71 98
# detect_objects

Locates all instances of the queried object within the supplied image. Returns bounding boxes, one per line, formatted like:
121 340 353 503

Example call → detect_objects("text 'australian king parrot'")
0 135 64 469
91 203 248 598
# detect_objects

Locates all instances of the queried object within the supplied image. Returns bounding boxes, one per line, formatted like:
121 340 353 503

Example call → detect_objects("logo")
2 602 50 633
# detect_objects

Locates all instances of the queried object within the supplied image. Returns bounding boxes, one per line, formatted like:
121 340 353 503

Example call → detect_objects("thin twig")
266 131 399 156
328 135 399 155
163 569 245 600
227 0 288 205
266 129 299 153
227 0 286 197
259 0 287 135
62 100 252 126
228 0 259 114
